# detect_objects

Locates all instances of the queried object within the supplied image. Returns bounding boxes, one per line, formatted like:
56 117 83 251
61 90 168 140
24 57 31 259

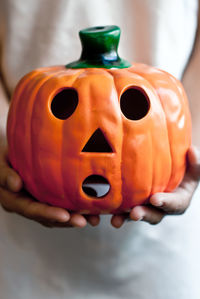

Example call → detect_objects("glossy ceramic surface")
7 26 191 214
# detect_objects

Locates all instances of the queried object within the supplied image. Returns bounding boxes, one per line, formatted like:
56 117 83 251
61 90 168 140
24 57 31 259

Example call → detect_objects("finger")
187 146 200 181
40 214 100 228
68 213 87 228
0 187 70 222
37 220 54 228
85 215 100 226
150 190 191 215
25 201 71 223
130 206 165 225
0 164 23 192
111 214 127 228
37 220 73 228
149 147 200 215
188 146 200 165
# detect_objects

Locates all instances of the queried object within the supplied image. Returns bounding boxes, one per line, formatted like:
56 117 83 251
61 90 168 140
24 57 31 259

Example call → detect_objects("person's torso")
0 1 199 298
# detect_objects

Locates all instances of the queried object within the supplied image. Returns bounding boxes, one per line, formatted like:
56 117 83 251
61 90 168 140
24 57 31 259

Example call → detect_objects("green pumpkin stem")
66 25 131 69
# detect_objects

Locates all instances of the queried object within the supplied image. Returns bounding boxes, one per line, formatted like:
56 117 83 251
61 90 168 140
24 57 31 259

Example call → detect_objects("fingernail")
76 221 87 228
58 214 70 222
136 216 143 221
192 146 200 156
74 217 87 227
191 146 200 164
152 200 163 207
7 175 16 190
129 215 143 222
7 175 22 192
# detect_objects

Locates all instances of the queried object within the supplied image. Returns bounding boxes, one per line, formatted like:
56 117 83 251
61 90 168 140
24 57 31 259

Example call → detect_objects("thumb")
0 158 23 192
187 146 200 181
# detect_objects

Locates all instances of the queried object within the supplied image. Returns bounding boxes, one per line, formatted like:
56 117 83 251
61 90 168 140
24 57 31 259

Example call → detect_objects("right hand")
0 146 100 228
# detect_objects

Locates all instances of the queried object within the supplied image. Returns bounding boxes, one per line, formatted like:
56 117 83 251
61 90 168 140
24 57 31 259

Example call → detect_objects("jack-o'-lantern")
7 26 191 214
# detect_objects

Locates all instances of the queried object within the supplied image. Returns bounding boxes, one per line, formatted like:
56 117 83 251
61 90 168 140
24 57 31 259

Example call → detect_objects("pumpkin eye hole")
120 87 150 120
51 88 78 120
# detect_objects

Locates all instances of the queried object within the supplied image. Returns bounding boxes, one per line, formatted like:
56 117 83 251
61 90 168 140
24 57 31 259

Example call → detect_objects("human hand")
111 146 200 228
0 147 100 228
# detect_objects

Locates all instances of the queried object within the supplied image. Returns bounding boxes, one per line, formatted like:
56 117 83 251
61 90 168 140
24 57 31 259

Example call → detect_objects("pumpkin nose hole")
82 175 110 198
82 129 113 153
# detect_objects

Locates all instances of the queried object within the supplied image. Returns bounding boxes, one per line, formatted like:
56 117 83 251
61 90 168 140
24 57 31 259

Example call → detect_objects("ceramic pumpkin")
7 26 191 214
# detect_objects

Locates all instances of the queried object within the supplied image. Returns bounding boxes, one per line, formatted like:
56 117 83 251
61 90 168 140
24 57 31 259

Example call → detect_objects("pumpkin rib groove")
61 70 87 209
138 66 188 190
151 89 172 190
140 77 172 190
140 70 172 193
120 67 151 84
12 70 51 174
36 69 81 202
8 70 40 171
127 66 173 191
9 70 53 194
29 69 69 201
111 70 138 208
159 71 191 190
69 71 123 212
149 128 154 199
115 67 172 201
19 70 56 197
110 72 124 204
152 69 178 189
84 68 114 78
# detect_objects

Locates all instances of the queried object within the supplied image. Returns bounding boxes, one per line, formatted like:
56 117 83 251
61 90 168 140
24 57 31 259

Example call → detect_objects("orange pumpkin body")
7 26 191 214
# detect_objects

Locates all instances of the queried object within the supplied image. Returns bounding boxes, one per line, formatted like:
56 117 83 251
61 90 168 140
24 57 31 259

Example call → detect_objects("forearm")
0 77 9 147
182 3 200 148
182 46 200 147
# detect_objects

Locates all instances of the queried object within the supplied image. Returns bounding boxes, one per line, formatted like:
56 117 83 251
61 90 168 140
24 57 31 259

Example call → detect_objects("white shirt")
0 0 199 298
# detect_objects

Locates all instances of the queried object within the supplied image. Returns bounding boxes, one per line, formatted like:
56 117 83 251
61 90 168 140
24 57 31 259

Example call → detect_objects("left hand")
111 146 200 228
0 145 100 229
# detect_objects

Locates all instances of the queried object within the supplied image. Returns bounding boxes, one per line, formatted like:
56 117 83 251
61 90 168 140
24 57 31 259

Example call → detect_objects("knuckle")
149 218 162 225
148 214 164 225
20 203 34 219
174 200 189 215
163 196 189 215
0 166 8 188
176 207 187 216
38 221 53 228
169 206 183 215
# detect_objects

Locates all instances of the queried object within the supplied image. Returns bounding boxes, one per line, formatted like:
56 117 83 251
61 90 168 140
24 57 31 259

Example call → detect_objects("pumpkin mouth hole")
82 128 113 153
82 175 110 198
